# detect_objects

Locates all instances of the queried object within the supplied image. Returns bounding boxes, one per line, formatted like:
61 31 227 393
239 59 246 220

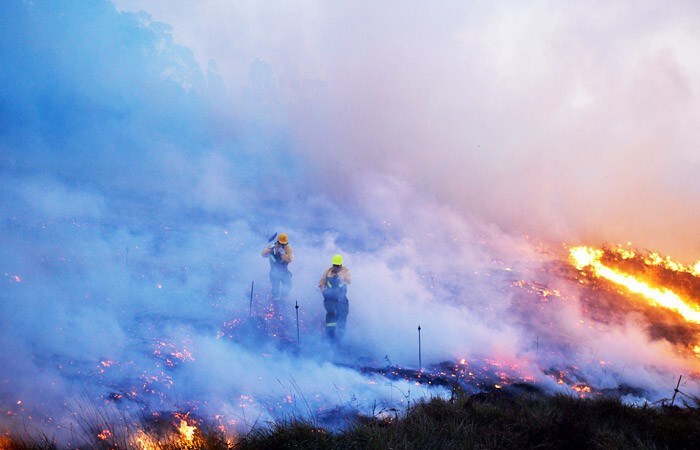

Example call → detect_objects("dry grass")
234 391 700 449
3 390 700 449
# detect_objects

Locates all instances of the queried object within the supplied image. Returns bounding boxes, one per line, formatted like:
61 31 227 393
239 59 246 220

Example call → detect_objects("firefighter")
318 254 352 340
261 233 294 302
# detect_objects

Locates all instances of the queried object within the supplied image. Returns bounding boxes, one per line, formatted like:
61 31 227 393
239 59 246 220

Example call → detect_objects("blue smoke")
0 3 432 442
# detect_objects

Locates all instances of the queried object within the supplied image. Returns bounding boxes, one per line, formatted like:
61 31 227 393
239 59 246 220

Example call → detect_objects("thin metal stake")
249 281 254 318
418 325 422 372
671 375 682 406
295 301 300 344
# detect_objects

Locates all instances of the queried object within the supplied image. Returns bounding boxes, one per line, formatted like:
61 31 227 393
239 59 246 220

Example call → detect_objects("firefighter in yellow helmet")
318 254 352 340
261 232 294 301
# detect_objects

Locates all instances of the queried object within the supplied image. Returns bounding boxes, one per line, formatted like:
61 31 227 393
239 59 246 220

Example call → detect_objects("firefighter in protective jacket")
261 233 294 301
319 254 352 340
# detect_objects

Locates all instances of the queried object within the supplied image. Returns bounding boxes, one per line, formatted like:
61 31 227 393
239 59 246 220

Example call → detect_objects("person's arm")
261 246 272 257
318 269 328 291
340 267 352 285
281 245 293 263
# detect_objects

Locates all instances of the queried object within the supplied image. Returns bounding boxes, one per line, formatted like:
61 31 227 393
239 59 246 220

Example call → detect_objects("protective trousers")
270 267 292 301
323 298 349 340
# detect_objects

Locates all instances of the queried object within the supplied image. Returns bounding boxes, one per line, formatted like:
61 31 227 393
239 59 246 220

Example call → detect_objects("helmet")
331 254 343 265
277 233 288 245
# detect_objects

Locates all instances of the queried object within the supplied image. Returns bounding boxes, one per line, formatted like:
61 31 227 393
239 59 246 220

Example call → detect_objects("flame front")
569 246 700 324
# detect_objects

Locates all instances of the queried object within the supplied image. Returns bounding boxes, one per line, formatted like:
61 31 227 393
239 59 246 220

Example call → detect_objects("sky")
2 0 700 444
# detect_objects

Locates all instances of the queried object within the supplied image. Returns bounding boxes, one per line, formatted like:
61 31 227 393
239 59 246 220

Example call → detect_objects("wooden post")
295 301 300 344
248 281 254 318
418 325 422 372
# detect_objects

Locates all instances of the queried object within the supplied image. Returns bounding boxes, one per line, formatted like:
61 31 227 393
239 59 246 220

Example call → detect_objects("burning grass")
567 244 700 357
569 245 700 323
3 389 700 449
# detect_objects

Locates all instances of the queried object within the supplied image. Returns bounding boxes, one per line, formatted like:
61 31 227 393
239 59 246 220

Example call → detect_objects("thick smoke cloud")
2 0 700 444
115 0 700 260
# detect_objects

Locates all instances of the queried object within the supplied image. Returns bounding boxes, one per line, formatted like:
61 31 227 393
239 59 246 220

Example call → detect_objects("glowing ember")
571 384 593 398
569 246 700 324
97 429 112 441
152 339 195 368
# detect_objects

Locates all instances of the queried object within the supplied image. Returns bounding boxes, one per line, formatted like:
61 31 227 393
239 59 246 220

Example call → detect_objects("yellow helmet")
331 254 343 265
277 233 288 245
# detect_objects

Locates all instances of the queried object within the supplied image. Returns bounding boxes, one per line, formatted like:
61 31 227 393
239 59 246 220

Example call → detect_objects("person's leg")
269 271 280 300
279 270 292 300
323 300 338 339
336 300 349 340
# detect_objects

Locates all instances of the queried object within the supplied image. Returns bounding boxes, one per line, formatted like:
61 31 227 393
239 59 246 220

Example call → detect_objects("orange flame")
569 246 700 324
177 419 196 442
134 430 157 450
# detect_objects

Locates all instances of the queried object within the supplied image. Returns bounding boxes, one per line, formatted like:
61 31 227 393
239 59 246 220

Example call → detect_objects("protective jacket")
319 266 352 301
319 265 351 340
262 243 293 269
262 243 293 301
